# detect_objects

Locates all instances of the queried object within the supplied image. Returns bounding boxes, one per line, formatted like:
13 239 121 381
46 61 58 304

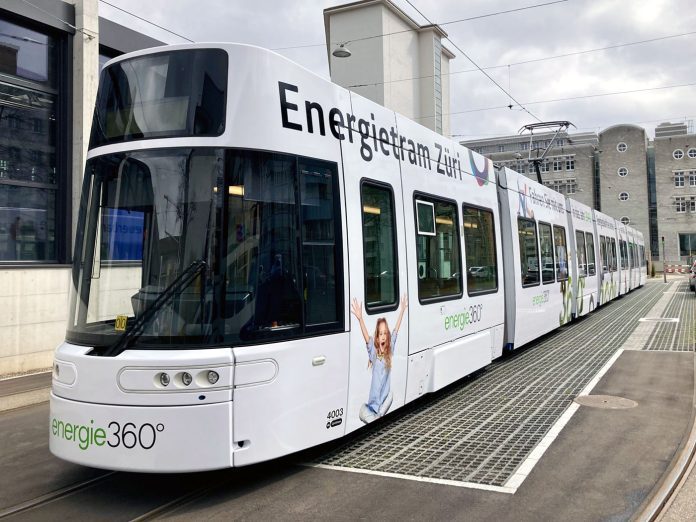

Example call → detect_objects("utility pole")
662 236 667 283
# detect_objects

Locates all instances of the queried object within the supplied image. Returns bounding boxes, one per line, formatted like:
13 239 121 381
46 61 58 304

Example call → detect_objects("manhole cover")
574 395 638 409
639 317 679 323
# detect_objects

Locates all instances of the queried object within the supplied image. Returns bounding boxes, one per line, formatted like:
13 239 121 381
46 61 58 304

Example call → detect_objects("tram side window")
362 182 397 310
553 225 569 281
224 150 342 342
518 218 540 287
610 238 618 272
620 240 628 270
600 236 608 273
300 159 340 326
539 222 555 284
575 231 587 278
415 196 462 301
585 232 596 276
462 205 497 294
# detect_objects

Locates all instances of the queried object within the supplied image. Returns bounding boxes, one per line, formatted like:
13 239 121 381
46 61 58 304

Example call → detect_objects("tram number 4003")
326 408 343 429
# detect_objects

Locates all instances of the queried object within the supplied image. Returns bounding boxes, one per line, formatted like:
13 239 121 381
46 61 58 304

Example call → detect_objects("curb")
634 354 696 521
0 388 51 413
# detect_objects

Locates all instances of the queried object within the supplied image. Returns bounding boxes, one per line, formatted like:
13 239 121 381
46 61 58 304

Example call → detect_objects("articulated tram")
49 43 646 472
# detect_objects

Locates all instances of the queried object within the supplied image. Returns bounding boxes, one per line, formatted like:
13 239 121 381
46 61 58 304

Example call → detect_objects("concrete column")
69 0 99 242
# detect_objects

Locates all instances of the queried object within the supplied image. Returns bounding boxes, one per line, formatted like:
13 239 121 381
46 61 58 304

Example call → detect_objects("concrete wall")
325 0 452 136
654 134 696 262
327 4 385 106
381 7 419 120
599 125 650 243
0 268 70 374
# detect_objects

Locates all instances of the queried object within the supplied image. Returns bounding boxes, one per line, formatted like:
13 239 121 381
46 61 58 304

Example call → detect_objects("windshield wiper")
101 260 208 357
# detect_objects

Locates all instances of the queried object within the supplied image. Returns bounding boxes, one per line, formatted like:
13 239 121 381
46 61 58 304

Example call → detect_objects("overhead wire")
347 30 696 88
402 0 543 122
272 0 569 51
98 0 194 43
19 0 96 39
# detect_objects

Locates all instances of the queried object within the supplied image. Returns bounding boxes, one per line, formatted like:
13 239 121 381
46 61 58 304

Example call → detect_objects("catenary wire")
99 0 195 42
437 81 696 119
347 30 696 88
19 0 96 39
403 0 542 123
272 0 569 50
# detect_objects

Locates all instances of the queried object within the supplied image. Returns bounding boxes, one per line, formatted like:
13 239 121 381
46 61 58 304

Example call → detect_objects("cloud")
98 0 696 139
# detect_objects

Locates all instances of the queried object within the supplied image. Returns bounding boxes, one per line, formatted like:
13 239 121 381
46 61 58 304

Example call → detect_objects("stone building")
653 123 696 263
597 125 650 252
324 0 454 136
0 0 163 375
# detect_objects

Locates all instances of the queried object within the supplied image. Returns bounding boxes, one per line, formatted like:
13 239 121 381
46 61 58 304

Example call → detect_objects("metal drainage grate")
315 283 666 488
645 281 696 352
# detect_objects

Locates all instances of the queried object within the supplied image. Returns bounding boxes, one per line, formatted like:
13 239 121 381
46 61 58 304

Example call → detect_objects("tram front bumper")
49 393 233 472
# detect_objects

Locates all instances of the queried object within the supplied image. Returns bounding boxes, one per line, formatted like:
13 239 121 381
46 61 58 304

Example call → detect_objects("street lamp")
332 43 351 58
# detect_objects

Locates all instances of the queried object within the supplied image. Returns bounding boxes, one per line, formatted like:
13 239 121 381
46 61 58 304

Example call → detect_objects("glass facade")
0 17 60 262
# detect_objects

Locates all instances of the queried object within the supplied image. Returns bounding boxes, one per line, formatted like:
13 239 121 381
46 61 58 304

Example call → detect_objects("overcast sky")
98 0 696 141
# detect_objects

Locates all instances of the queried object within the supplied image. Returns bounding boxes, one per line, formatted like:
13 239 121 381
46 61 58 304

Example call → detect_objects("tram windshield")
90 49 227 148
67 148 343 350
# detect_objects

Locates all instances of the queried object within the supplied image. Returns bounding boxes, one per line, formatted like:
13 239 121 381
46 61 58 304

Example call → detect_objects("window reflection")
463 206 497 294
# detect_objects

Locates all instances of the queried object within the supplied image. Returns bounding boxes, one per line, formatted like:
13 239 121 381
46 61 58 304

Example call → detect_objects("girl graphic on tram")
350 295 408 424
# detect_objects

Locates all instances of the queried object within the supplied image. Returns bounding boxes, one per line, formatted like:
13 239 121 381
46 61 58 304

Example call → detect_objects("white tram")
49 43 645 472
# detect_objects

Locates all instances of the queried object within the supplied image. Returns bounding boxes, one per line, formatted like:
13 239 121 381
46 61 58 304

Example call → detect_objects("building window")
540 161 549 173
552 159 562 172
617 142 627 152
688 148 696 159
618 167 628 177
498 145 505 152
0 18 61 262
521 142 529 150
675 172 685 187
675 196 686 213
618 192 630 201
620 216 630 225
566 180 577 194
690 171 696 187
680 233 696 258
689 197 696 213
565 157 575 171
674 149 684 159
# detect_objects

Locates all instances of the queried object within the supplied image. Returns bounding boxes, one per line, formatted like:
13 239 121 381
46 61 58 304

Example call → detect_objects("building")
0 0 163 375
324 0 454 136
461 131 599 209
653 123 696 263
462 123 696 264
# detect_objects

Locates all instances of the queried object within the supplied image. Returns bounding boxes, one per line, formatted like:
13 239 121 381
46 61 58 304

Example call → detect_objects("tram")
49 43 645 472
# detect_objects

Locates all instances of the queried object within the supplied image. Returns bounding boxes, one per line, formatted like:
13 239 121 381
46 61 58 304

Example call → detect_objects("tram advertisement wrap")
278 82 492 186
349 296 408 426
49 394 232 472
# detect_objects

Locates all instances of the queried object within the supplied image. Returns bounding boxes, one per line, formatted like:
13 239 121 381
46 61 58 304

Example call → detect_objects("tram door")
341 99 409 436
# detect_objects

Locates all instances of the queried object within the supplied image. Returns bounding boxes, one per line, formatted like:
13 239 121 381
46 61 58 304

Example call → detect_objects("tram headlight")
159 372 170 387
181 372 193 386
207 370 219 385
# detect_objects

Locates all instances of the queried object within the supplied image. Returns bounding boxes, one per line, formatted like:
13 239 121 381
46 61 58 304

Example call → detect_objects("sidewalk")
0 371 51 413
